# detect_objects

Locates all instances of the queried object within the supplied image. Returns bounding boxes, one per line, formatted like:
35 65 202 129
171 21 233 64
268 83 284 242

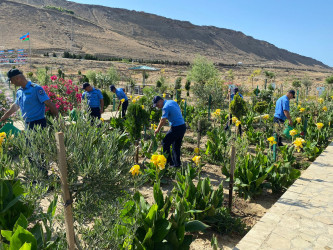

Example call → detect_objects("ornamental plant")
230 94 247 122
124 103 150 141
0 90 11 120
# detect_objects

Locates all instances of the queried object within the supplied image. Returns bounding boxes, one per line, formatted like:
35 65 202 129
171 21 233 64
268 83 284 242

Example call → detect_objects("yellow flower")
142 105 145 109
215 109 221 116
293 138 306 152
235 120 241 127
299 108 305 113
174 99 178 102
151 124 157 130
121 98 125 104
194 147 200 155
192 155 201 166
322 106 328 112
296 117 302 124
129 165 140 176
318 98 324 104
267 136 277 146
316 123 324 130
132 99 136 104
151 154 167 170
163 93 166 98
100 118 104 122
289 129 298 136
129 95 132 99
331 96 333 100
232 117 238 124
263 114 269 120
297 104 301 109
182 99 185 103
0 132 6 138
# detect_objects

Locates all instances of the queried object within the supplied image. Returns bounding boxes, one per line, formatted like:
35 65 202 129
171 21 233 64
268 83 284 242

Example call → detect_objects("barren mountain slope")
0 0 330 69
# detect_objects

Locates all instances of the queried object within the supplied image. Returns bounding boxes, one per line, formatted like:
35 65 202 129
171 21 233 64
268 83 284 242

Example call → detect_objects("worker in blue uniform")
153 96 186 168
0 69 58 129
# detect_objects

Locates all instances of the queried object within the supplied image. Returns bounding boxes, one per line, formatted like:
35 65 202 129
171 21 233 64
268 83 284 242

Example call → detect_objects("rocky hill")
0 0 330 69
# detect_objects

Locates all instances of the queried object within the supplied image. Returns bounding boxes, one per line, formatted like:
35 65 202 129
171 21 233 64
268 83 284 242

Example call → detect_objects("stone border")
234 142 333 249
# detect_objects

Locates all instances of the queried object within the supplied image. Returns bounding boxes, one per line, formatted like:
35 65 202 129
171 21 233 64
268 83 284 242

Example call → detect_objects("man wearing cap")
0 69 58 129
273 90 295 146
110 85 128 117
82 83 104 119
153 96 186 168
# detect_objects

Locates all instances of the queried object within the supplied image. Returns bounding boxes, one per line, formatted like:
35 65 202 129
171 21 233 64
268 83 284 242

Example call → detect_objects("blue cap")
7 68 22 81
82 82 90 89
152 96 163 107
110 85 116 91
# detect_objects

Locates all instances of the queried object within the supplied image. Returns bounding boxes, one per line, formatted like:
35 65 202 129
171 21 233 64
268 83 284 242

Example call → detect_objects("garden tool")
0 119 20 136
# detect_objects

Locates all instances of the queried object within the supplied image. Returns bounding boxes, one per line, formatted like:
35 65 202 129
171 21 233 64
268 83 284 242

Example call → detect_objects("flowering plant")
42 77 82 114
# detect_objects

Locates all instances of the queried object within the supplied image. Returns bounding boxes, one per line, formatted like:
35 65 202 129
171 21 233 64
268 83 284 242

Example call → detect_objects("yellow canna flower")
267 136 277 146
215 109 221 116
289 129 298 137
331 96 333 100
163 93 166 98
151 124 157 130
263 114 269 120
129 165 140 176
316 123 324 130
100 118 104 122
293 138 306 152
129 95 132 99
232 117 238 124
318 98 324 104
142 105 145 109
151 154 167 170
194 147 200 155
299 108 305 113
0 132 6 138
322 106 328 112
296 117 302 124
132 99 136 104
174 99 178 102
182 99 185 103
192 155 201 166
235 120 241 127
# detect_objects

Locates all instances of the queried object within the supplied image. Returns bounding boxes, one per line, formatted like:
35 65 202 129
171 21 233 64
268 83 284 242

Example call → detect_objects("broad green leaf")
144 204 158 226
30 223 44 248
47 195 58 218
12 181 24 197
142 227 153 245
153 183 164 209
152 219 171 242
184 220 210 232
19 242 32 250
1 230 13 241
10 226 37 250
13 214 28 231
1 195 22 214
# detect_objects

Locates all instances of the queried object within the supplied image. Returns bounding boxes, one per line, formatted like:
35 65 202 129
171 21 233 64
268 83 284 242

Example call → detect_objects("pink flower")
50 75 57 81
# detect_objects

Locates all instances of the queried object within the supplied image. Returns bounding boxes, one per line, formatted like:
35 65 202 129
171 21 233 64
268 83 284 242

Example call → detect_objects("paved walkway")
235 142 333 249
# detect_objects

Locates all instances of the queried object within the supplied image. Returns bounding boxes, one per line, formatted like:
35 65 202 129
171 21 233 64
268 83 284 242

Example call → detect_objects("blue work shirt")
14 81 49 122
161 100 185 127
115 88 128 101
231 93 243 100
274 95 290 121
82 88 103 108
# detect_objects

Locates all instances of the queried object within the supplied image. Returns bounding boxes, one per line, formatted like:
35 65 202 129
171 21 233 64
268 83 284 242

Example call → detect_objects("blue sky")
72 0 333 67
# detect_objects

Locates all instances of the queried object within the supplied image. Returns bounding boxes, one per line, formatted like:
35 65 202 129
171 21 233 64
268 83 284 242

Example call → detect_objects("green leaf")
12 181 24 197
13 214 28 231
152 219 171 242
30 223 44 248
142 227 153 245
19 242 32 250
1 195 22 214
184 220 210 232
153 183 164 209
1 230 13 241
144 204 158 226
47 195 58 218
10 226 37 250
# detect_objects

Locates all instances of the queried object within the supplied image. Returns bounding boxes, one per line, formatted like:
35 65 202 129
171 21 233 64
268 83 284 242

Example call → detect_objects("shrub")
230 93 247 120
102 90 111 109
125 103 150 141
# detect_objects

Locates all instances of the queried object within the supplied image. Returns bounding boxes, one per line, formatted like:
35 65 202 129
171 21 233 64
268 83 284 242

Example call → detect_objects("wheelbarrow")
0 119 20 136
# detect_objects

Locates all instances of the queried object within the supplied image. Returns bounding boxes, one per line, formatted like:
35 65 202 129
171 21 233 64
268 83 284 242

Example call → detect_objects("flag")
20 32 30 41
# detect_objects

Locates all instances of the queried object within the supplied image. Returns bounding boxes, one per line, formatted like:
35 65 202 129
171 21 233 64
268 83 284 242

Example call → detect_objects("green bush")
230 93 247 120
102 90 111 109
125 103 150 141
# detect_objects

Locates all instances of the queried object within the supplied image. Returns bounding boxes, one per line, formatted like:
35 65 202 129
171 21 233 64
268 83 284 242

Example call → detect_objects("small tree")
187 56 219 85
124 104 150 141
107 66 120 85
86 70 97 85
302 78 312 96
230 93 247 121
325 75 333 84
292 79 301 89
185 80 191 96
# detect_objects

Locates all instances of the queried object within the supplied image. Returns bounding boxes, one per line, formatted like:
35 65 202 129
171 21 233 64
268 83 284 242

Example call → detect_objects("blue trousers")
90 107 101 119
162 124 186 167
25 118 47 130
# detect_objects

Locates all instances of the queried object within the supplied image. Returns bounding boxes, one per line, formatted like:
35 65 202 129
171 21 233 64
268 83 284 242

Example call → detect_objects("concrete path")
235 142 333 249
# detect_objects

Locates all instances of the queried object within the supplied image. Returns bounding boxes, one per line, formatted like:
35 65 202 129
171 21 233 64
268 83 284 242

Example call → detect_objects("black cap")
152 96 163 107
82 82 90 89
288 90 296 98
110 85 116 91
7 69 22 81
234 87 239 93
